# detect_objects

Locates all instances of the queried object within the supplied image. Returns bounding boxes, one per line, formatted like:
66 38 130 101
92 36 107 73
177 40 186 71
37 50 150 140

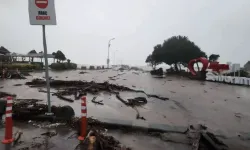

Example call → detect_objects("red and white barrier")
78 96 87 141
2 96 14 144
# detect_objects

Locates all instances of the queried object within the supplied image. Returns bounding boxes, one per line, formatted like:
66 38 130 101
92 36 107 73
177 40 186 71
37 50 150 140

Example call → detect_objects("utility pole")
107 38 115 68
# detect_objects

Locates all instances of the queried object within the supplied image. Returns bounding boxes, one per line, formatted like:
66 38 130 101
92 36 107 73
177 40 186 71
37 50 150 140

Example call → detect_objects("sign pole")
42 25 52 115
29 0 56 115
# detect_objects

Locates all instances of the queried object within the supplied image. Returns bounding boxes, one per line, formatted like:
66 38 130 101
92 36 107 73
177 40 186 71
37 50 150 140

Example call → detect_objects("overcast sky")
0 0 250 66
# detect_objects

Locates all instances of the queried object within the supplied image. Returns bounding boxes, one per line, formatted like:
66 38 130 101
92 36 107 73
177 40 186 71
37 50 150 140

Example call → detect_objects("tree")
28 50 37 54
209 54 220 62
67 59 71 64
57 50 66 62
28 49 37 62
52 50 66 63
146 46 162 69
148 35 207 72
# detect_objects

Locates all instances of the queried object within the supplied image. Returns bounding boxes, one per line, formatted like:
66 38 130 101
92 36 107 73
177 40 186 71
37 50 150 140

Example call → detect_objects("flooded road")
1 69 250 149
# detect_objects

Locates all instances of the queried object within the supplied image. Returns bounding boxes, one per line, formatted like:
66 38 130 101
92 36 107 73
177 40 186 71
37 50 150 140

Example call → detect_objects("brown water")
1 69 250 138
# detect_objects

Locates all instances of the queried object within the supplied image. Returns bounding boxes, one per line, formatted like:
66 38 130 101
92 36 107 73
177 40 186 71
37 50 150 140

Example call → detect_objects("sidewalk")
0 121 191 150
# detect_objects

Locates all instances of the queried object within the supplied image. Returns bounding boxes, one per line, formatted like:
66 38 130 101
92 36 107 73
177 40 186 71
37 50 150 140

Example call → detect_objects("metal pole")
107 38 115 68
107 44 110 68
42 25 52 115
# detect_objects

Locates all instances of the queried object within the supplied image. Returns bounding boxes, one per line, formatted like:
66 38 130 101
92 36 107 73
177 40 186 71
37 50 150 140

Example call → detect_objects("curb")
94 117 188 134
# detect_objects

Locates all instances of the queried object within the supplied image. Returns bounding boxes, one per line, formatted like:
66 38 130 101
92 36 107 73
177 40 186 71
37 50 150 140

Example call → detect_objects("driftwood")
13 84 23 86
134 107 146 120
116 93 146 120
91 97 104 105
147 94 169 101
13 130 23 146
26 80 169 105
54 94 74 103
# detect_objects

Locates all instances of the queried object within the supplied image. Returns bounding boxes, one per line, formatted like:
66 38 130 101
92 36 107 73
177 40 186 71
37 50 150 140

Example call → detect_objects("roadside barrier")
78 96 87 141
2 96 14 144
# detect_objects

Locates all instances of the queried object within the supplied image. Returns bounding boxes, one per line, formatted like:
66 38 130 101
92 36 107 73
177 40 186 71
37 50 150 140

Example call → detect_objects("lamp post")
107 38 115 68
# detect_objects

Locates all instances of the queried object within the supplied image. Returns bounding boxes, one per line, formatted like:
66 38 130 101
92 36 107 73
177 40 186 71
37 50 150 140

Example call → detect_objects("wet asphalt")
0 69 250 149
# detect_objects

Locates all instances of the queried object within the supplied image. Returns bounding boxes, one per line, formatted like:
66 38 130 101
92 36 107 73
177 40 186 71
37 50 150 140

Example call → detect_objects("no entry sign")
29 0 57 25
35 0 48 9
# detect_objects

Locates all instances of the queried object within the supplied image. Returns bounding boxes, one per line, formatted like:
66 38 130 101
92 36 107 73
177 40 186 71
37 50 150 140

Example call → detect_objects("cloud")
0 0 250 66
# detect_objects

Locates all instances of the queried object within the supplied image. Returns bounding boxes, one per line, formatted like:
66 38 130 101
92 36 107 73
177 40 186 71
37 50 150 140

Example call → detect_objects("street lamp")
107 38 115 68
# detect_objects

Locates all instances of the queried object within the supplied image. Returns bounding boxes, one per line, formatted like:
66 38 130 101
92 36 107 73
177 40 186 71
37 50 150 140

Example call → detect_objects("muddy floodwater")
1 69 250 149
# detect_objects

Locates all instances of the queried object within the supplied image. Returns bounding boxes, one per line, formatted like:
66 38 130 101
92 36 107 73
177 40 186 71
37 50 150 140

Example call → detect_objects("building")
0 46 10 55
244 61 250 72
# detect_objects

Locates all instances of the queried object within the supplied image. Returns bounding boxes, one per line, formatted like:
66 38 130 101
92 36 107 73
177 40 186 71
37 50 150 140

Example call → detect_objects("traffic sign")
29 0 57 25
35 0 48 9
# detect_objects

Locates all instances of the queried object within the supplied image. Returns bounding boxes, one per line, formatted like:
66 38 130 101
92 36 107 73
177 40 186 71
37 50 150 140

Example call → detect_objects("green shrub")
31 62 44 69
81 66 87 70
89 66 95 70
50 63 77 70
2 63 41 70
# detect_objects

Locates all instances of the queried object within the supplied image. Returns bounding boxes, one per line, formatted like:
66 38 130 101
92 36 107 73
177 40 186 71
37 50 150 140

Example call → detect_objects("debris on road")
41 131 57 138
187 125 228 150
8 98 229 150
235 113 242 119
54 93 74 102
127 97 147 107
13 130 23 146
13 84 23 86
147 94 169 101
79 71 88 74
132 72 139 75
91 96 104 105
25 79 169 102
115 94 147 107
77 129 132 150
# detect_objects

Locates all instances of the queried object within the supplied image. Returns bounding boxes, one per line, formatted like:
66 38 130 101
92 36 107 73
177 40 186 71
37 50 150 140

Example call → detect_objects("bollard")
2 96 14 144
78 96 87 141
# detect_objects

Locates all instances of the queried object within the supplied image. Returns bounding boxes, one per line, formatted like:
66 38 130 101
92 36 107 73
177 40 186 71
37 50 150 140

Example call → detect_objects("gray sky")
1 0 250 66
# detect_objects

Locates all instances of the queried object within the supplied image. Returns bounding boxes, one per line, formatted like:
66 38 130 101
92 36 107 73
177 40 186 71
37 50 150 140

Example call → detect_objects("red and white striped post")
78 96 87 141
2 96 14 144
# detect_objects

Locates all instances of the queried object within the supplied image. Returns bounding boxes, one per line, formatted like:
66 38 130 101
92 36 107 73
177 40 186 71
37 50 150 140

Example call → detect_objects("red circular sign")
35 0 48 9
